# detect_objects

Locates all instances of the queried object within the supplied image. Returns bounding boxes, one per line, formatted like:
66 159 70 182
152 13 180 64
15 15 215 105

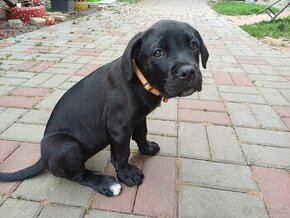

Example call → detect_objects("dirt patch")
261 37 290 51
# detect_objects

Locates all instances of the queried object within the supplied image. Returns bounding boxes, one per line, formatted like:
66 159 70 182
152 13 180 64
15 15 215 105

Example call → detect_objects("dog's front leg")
109 127 144 186
132 119 160 156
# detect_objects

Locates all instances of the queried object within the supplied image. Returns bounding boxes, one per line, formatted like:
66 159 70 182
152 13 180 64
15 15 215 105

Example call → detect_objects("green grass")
87 0 102 2
241 16 290 39
211 1 279 16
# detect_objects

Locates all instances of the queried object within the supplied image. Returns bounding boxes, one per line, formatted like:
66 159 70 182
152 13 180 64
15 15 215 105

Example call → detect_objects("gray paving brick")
179 186 268 218
148 99 177 121
226 102 258 127
250 104 287 129
85 149 110 173
0 108 28 133
52 63 83 69
39 74 70 88
59 81 75 90
67 75 84 82
0 199 42 218
87 210 144 218
18 110 51 125
207 125 246 164
255 81 290 89
258 88 290 106
39 205 84 218
218 85 259 94
12 174 94 206
2 71 35 79
198 84 221 101
0 77 27 86
178 122 210 160
130 134 177 157
147 119 177 137
0 123 45 143
60 55 80 63
236 127 290 148
280 89 290 102
221 93 266 104
0 86 14 95
36 90 66 109
44 67 78 75
180 159 257 192
22 73 53 87
0 196 5 205
242 144 290 169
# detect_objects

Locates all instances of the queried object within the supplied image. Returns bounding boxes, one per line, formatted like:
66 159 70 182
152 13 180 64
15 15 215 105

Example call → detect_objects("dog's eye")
190 42 198 51
153 49 163 57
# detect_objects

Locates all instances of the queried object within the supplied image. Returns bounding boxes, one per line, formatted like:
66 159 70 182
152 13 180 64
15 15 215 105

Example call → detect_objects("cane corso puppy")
0 20 209 196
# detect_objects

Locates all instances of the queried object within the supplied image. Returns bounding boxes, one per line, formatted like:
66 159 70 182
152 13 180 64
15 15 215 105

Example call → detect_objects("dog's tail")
0 159 45 182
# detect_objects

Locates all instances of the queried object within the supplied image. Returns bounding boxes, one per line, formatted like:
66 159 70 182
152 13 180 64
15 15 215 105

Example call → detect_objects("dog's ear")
121 32 143 81
194 31 209 69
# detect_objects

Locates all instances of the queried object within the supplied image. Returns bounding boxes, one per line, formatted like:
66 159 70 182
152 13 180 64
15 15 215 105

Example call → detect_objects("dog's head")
121 20 209 98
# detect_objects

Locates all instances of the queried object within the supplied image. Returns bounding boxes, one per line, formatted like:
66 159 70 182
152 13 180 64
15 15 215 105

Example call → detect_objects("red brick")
213 72 234 85
11 61 38 71
0 140 20 164
69 38 95 43
273 106 290 118
282 118 290 129
75 64 99 76
0 143 41 195
10 87 52 97
252 167 290 218
179 99 226 112
0 96 41 109
73 48 102 57
28 62 54 73
133 156 177 218
0 43 14 49
235 56 268 65
231 73 253 87
92 154 143 213
285 76 290 82
27 46 55 54
179 109 231 125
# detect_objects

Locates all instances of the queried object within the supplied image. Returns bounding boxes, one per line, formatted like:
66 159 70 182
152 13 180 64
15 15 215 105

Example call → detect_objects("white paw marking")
110 183 121 196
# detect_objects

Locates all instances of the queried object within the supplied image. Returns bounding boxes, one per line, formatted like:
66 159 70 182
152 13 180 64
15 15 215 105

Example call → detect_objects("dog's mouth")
178 87 196 97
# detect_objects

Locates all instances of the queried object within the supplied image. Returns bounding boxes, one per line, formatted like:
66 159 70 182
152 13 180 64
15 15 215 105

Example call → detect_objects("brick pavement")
0 0 290 217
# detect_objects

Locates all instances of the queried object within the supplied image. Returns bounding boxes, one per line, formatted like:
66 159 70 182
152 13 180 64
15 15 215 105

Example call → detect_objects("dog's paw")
117 164 144 186
139 141 160 156
99 176 122 197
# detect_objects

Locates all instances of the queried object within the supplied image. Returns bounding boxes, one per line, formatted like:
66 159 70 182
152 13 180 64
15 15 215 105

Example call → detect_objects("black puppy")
0 20 208 196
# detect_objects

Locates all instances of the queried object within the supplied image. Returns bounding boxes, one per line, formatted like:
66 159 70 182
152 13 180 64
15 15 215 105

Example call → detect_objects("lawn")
241 16 290 39
211 1 279 16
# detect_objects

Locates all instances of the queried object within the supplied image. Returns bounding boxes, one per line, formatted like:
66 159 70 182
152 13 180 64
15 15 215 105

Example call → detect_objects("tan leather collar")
132 59 168 103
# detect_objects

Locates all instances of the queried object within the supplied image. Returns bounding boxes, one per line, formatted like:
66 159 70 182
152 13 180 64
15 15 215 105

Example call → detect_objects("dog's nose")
177 65 195 80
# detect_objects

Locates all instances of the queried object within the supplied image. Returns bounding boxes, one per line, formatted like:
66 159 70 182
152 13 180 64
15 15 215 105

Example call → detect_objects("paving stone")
179 109 231 125
75 64 99 76
28 62 55 73
0 86 14 95
148 99 177 121
236 127 290 148
0 123 45 143
39 74 70 88
59 81 75 90
179 99 226 112
36 90 66 109
218 85 259 94
87 210 144 218
221 92 266 104
2 71 35 79
147 119 177 136
11 61 38 71
18 110 51 125
0 196 5 205
0 142 40 195
273 106 290 118
250 104 287 129
179 186 268 218
0 77 27 86
85 149 110 173
0 199 42 218
281 89 290 102
258 88 290 106
180 159 257 192
12 173 94 206
0 140 20 163
242 144 290 169
44 67 79 75
0 108 27 133
22 73 53 87
9 87 51 97
198 84 221 101
226 102 258 127
213 72 234 85
0 96 41 109
178 122 210 160
38 205 84 218
252 167 290 218
207 125 246 164
133 156 177 218
93 155 142 213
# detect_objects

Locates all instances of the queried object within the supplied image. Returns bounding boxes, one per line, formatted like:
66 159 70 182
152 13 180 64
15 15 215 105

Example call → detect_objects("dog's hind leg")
41 133 121 196
132 119 160 156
